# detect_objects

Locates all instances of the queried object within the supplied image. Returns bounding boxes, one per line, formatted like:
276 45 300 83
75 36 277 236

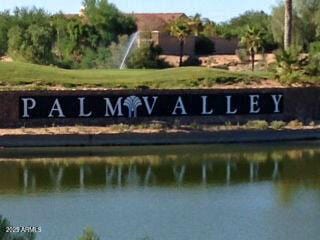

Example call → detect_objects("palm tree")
169 18 191 67
240 26 263 71
284 0 293 50
202 19 217 38
188 14 203 37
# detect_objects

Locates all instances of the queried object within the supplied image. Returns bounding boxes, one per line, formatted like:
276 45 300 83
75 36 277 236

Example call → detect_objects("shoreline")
1 129 320 147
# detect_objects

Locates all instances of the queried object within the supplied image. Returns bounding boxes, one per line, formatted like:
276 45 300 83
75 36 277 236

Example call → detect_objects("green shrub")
78 227 100 240
305 41 320 76
246 120 269 130
306 54 320 76
109 124 130 132
81 48 99 69
0 12 10 56
127 42 170 69
189 122 202 130
3 4 137 68
8 23 54 64
270 121 286 130
309 41 320 55
274 47 303 84
235 48 250 63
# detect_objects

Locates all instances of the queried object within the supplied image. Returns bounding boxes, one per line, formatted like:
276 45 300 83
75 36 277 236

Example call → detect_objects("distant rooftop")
131 13 187 32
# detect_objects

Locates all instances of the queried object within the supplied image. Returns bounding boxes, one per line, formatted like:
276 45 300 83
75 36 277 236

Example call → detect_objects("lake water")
0 142 320 240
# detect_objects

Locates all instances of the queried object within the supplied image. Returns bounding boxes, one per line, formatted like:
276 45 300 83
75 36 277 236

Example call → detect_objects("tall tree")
0 11 11 56
169 18 191 67
284 0 293 50
188 14 203 37
295 0 320 43
240 26 263 71
271 0 320 50
82 0 136 46
202 19 217 38
216 11 277 51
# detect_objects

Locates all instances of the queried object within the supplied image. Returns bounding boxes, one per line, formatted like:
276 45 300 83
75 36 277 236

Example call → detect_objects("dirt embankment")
161 54 276 70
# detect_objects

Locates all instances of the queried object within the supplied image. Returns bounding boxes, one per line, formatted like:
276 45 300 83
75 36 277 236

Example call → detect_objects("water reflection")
1 144 320 240
1 143 320 201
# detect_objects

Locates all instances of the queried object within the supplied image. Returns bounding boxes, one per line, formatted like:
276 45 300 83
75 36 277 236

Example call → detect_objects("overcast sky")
0 0 281 22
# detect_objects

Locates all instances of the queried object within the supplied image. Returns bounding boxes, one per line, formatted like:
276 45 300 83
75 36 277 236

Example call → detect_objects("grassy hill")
0 61 274 90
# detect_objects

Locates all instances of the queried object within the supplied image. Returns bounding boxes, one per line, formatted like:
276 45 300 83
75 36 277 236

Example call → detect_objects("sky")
0 0 280 22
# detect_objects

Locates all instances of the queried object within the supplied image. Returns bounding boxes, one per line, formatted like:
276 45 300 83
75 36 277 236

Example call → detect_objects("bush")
0 11 11 56
309 41 320 55
195 36 215 55
54 58 73 69
270 121 286 130
7 26 24 60
127 42 170 69
246 120 269 130
8 24 54 64
81 48 99 69
80 47 113 69
4 4 137 68
305 41 320 76
306 54 320 76
78 227 100 240
274 47 303 84
235 48 250 63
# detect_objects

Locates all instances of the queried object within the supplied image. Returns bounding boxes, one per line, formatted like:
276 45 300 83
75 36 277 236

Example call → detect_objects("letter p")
22 98 36 118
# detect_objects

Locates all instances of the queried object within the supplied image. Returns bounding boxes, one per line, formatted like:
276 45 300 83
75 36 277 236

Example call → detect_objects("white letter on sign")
22 98 36 118
249 95 261 114
271 94 283 113
172 97 187 115
226 96 238 114
48 99 65 118
143 96 158 115
78 97 92 117
104 97 123 117
201 96 213 115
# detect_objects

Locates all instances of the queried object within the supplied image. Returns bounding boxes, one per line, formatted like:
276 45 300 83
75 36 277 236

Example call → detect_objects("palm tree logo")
123 96 142 118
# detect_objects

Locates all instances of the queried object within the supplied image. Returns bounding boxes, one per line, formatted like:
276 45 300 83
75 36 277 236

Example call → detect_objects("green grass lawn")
0 61 278 90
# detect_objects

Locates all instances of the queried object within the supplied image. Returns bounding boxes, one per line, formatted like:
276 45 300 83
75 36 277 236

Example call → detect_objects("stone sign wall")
0 87 319 128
